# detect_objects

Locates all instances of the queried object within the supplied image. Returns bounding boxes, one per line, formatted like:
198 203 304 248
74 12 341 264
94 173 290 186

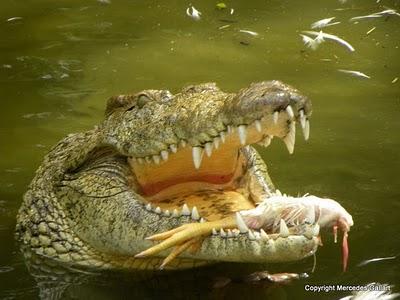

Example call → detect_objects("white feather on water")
350 9 400 21
311 17 341 29
302 30 355 52
186 6 201 21
338 69 371 79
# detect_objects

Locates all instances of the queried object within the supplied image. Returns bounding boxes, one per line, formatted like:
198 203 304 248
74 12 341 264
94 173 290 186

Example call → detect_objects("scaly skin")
16 81 319 270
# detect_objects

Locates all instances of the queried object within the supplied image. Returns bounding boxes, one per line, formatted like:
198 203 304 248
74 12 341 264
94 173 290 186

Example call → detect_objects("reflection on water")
0 0 399 299
19 246 312 300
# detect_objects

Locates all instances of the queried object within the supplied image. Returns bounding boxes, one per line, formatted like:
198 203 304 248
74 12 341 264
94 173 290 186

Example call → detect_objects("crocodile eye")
137 94 151 108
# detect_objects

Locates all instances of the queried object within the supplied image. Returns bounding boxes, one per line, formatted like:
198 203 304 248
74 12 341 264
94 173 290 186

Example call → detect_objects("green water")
1 0 399 299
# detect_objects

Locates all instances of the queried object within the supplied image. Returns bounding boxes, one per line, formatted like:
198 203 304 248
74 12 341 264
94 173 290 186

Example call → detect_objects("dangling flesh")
342 231 349 272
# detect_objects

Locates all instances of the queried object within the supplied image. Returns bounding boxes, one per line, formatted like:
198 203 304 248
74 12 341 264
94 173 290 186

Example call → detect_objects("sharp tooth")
259 135 272 147
160 150 169 161
227 125 234 134
232 229 240 237
192 146 203 169
145 156 152 164
312 224 320 236
153 155 161 164
235 212 249 233
137 158 144 164
145 203 152 211
155 206 161 214
248 230 256 240
170 144 178 153
191 206 200 220
212 228 218 235
286 105 295 119
181 204 190 216
227 229 233 238
273 111 279 124
260 229 269 240
279 219 290 238
283 122 296 154
220 131 226 143
163 210 170 217
255 120 262 132
305 205 315 224
299 110 306 129
220 229 227 238
172 209 179 217
238 125 247 145
204 143 213 157
275 189 282 196
200 217 205 223
180 140 187 148
303 119 310 141
213 137 220 149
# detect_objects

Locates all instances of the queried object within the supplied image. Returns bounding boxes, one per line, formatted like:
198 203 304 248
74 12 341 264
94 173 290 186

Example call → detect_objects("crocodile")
16 80 351 271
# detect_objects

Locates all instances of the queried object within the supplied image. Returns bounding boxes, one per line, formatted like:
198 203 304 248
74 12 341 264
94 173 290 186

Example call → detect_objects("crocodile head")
18 80 321 270
97 81 316 265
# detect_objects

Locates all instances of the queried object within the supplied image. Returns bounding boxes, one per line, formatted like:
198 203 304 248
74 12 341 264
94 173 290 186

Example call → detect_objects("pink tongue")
342 231 349 272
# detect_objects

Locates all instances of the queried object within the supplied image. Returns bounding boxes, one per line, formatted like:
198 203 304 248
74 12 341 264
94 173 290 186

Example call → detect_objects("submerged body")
16 81 352 271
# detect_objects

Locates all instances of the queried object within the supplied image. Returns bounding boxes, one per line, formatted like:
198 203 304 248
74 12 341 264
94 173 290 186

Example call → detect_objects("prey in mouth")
101 81 353 270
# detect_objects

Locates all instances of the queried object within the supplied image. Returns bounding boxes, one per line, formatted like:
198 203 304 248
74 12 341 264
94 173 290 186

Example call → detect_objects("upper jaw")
128 100 311 171
104 81 311 163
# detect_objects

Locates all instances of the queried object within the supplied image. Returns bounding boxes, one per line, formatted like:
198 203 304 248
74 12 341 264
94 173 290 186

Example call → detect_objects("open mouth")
128 104 310 225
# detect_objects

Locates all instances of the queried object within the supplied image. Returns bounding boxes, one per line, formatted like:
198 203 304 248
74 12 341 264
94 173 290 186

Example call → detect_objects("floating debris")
243 272 308 284
311 17 341 29
6 17 23 22
338 69 370 79
239 30 259 36
357 256 396 267
303 30 355 52
218 24 230 30
350 9 400 22
216 2 227 10
366 27 376 35
392 77 398 83
5 168 22 173
230 8 234 15
22 112 52 119
314 30 324 44
41 74 53 80
186 6 201 21
213 271 307 288
300 34 322 50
